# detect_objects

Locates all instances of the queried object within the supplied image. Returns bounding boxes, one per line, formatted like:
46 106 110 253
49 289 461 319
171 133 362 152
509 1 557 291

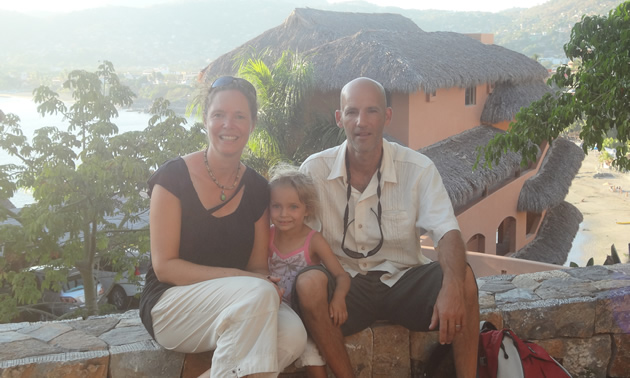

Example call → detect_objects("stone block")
50 329 108 352
534 277 596 300
19 323 73 343
535 335 610 378
0 350 109 378
565 265 615 280
372 324 410 378
181 351 213 378
503 299 595 339
605 263 630 276
0 331 32 344
595 288 630 334
479 311 503 329
99 324 153 346
485 274 517 281
478 280 516 294
592 279 630 291
0 338 63 361
109 340 184 378
511 275 541 291
344 327 373 378
117 316 144 328
66 317 119 337
478 291 495 310
409 331 439 362
609 334 630 377
495 288 539 306
409 331 456 378
521 269 571 281
0 322 28 333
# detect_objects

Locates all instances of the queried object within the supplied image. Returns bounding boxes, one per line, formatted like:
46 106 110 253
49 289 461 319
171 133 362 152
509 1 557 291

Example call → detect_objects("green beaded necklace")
203 148 241 201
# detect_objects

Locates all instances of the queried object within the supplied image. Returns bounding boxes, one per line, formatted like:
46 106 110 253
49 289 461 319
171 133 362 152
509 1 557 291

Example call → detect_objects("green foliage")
569 244 625 267
599 150 614 164
230 49 346 174
609 244 622 264
602 136 630 150
235 49 314 169
569 257 595 267
296 112 346 162
478 2 630 171
0 62 203 323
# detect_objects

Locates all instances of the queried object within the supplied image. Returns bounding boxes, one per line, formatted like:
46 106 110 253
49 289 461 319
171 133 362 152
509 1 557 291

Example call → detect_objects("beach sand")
565 148 630 266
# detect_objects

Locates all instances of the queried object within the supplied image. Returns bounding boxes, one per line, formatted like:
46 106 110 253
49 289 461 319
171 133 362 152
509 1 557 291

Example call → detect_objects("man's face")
336 80 392 156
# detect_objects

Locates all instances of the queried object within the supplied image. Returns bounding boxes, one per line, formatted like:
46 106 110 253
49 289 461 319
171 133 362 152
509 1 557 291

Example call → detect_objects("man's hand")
430 230 468 344
328 297 348 326
428 280 466 345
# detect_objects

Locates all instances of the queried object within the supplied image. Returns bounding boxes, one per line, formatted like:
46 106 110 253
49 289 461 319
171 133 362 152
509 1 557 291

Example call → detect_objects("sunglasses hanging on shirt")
341 149 384 259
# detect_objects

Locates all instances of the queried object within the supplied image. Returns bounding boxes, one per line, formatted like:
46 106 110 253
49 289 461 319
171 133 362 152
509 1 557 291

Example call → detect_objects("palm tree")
190 49 345 175
235 49 314 173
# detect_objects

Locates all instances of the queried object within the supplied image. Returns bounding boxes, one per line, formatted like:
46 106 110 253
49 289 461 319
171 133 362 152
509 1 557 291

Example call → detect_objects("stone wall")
1 264 629 378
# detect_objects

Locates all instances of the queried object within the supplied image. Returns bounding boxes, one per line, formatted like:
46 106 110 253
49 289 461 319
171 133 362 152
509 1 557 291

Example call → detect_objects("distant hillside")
0 0 624 80
401 0 623 57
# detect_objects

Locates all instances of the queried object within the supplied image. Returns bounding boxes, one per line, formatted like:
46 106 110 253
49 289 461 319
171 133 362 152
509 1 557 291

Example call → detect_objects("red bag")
477 321 572 378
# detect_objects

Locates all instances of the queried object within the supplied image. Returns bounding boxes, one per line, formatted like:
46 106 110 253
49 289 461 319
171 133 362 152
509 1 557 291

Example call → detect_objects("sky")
330 0 548 12
0 0 549 14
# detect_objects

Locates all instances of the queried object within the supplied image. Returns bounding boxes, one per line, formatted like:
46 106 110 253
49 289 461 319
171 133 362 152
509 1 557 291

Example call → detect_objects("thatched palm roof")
200 8 420 81
481 81 554 124
517 138 585 213
306 30 548 93
419 126 523 212
200 8 548 93
512 201 583 265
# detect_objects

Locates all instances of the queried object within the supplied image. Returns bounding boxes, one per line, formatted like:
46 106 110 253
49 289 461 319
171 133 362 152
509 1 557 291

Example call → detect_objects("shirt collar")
327 140 348 182
327 139 398 185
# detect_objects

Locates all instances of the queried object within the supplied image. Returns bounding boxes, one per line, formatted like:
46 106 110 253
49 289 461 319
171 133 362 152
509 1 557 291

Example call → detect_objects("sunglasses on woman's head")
210 76 257 98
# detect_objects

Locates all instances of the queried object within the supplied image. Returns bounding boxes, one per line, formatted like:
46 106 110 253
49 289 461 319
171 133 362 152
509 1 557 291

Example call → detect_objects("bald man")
296 77 479 377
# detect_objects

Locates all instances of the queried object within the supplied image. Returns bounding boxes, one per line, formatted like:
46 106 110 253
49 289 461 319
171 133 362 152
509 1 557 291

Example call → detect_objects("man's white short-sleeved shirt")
300 139 460 286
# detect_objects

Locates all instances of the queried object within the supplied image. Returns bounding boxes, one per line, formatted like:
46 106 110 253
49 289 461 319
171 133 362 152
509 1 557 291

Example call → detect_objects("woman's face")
205 89 255 159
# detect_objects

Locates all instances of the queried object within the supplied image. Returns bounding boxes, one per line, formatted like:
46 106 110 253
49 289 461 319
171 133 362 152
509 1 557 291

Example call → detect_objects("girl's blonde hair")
269 163 320 222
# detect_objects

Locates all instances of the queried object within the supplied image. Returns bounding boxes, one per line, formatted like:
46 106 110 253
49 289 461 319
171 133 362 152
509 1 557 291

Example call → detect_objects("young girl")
268 164 351 378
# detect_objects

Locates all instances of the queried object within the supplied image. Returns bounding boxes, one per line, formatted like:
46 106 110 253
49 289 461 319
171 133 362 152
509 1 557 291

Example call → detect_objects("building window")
425 90 437 102
465 86 476 105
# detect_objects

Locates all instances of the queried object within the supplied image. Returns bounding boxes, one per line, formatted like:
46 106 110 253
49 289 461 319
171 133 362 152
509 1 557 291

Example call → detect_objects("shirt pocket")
381 210 413 253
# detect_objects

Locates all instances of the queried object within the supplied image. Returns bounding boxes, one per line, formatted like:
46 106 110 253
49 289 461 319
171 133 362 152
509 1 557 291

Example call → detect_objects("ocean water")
0 94 196 207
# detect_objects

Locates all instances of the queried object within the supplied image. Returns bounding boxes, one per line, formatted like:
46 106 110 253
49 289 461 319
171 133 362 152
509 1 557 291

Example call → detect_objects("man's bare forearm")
436 230 467 284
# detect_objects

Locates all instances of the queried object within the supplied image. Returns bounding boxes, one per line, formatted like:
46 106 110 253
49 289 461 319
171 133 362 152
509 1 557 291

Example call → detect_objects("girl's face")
205 89 254 159
270 184 308 233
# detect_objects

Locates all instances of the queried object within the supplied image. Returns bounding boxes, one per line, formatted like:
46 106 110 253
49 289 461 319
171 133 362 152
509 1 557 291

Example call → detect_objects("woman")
139 76 307 378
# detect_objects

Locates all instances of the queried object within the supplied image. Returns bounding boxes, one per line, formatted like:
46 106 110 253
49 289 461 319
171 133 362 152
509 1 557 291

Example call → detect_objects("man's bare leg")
452 266 479 378
295 270 354 378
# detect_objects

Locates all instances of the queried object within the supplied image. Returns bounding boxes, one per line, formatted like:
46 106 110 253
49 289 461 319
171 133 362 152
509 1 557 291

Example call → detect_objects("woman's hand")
263 274 285 303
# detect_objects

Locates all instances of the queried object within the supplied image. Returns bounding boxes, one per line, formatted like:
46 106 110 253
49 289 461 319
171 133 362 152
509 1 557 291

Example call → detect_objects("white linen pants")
151 276 307 378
